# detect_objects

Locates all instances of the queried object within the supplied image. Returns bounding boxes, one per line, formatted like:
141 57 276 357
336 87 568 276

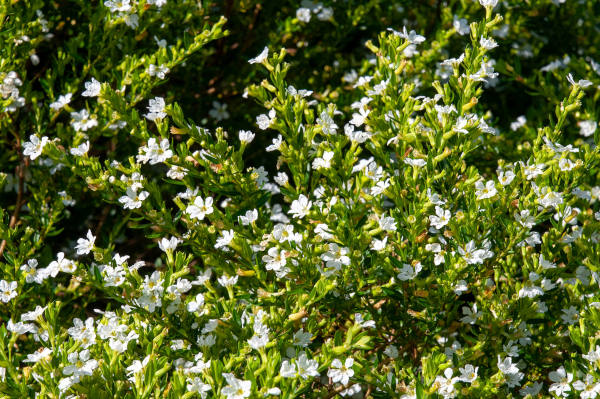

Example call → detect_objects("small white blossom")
145 97 166 121
75 230 96 255
186 196 214 221
82 78 101 97
289 195 312 219
49 93 72 110
70 141 90 156
248 47 268 64
328 358 354 385
0 280 18 303
23 135 49 160
221 373 251 399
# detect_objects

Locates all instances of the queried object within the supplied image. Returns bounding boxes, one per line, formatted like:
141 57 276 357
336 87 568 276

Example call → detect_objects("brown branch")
0 137 26 258
325 383 358 399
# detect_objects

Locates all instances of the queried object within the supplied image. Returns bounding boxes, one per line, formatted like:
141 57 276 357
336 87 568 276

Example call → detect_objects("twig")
325 383 358 399
0 136 26 258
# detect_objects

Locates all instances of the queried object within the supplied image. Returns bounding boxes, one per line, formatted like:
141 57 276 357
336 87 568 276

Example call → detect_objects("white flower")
49 93 72 110
187 293 205 313
148 64 169 79
480 37 498 50
404 157 426 167
147 0 167 7
572 374 598 399
262 248 287 272
248 47 268 64
209 101 229 121
560 306 579 325
145 97 166 121
567 73 593 88
289 195 312 219
23 135 49 160
23 347 52 363
583 345 600 364
67 317 96 347
266 134 283 151
70 141 90 156
384 345 399 359
520 382 543 397
82 78 101 97
458 364 478 383
498 170 515 185
345 123 371 143
63 350 98 377
578 120 597 137
47 252 76 275
186 377 211 397
0 280 18 303
239 130 255 144
497 355 519 375
280 360 296 378
215 229 234 250
479 0 498 8
257 109 276 130
453 17 470 35
371 236 388 251
458 241 485 265
296 7 311 22
523 161 545 180
137 138 173 165
460 303 481 324
158 236 180 252
75 230 96 255
378 215 397 232
293 329 313 347
518 286 543 298
397 262 422 281
186 196 214 220
71 109 98 132
350 106 370 127
538 188 563 208
119 187 149 210
515 210 536 228
126 356 150 382
248 333 269 350
475 180 497 199
320 243 350 276
217 274 238 287
558 158 576 172
434 368 458 398
510 115 527 131
549 366 573 397
167 165 187 180
388 26 426 44
429 206 450 229
238 209 258 225
21 305 47 322
312 151 334 170
355 313 376 328
453 280 468 295
221 373 251 399
317 111 338 135
328 358 354 385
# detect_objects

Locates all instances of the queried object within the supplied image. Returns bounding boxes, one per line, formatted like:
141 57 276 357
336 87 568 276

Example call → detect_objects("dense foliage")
2 0 600 398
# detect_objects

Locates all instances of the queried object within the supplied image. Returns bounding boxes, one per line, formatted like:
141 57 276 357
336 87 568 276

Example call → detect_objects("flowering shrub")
2 0 600 398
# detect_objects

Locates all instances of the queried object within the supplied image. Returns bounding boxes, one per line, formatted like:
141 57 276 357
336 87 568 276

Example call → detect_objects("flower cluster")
2 0 600 398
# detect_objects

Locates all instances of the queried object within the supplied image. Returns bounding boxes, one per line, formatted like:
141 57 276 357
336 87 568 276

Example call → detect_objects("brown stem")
0 138 25 258
325 383 358 399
